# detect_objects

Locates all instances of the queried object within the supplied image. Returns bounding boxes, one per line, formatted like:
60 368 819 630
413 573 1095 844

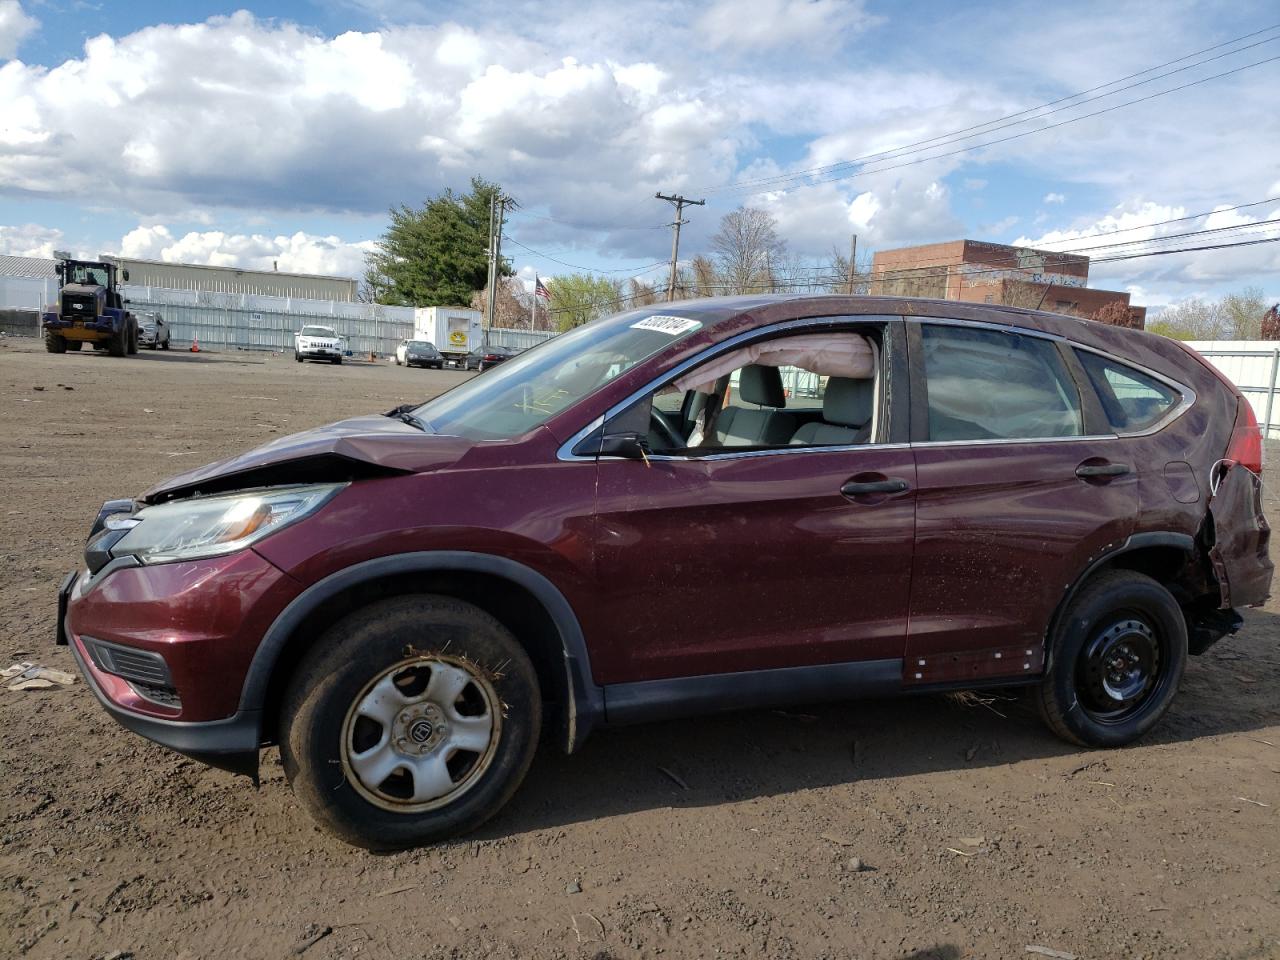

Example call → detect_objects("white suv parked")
295 325 342 365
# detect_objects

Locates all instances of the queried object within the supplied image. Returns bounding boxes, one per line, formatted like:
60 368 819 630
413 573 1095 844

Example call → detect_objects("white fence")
1186 340 1280 439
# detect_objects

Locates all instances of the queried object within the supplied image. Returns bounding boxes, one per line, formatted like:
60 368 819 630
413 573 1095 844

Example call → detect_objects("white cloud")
1016 198 1280 298
0 221 61 258
119 224 376 278
697 0 875 52
1043 192 1065 204
0 1 36 60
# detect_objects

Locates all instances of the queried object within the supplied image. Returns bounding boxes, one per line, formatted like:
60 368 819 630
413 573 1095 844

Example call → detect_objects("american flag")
535 276 551 300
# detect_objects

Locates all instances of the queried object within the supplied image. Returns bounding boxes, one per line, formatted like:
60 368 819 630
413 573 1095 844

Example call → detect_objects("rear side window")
921 325 1082 441
1075 351 1180 432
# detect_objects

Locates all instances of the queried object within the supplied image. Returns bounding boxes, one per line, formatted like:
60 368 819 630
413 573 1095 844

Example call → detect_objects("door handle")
1075 462 1130 478
840 478 910 496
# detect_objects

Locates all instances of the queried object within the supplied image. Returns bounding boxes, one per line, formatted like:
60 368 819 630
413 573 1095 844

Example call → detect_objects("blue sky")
1 0 1278 310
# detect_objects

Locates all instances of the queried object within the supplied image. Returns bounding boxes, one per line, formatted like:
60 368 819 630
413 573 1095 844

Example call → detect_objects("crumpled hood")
143 414 474 502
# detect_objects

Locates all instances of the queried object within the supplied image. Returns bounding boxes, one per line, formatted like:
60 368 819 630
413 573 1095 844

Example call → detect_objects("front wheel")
280 595 541 849
1037 570 1187 748
44 330 66 353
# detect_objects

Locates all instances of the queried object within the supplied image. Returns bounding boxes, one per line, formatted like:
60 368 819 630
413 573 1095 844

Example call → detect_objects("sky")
1 0 1278 312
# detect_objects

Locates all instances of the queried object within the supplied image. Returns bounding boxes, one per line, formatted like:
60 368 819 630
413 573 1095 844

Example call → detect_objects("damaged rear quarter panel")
1208 464 1273 608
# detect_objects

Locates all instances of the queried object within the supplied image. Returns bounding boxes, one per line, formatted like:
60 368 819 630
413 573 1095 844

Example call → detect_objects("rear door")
904 321 1138 685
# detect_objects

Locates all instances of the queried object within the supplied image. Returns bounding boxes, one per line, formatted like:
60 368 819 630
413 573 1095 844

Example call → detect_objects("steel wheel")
340 656 501 813
1074 615 1166 724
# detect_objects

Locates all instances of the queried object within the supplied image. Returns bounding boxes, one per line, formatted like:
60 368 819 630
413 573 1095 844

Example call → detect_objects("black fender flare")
1042 531 1196 672
240 551 604 752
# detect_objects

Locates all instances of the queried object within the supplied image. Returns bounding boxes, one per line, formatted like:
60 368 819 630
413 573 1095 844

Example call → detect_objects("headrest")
823 377 874 427
738 364 786 408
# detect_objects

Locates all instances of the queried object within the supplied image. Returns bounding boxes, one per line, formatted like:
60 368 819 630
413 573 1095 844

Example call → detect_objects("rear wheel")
281 595 541 849
44 330 66 353
1037 570 1187 747
107 329 126 357
126 322 139 355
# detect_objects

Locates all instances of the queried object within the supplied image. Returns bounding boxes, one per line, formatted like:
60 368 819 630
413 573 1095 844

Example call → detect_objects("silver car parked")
138 312 171 350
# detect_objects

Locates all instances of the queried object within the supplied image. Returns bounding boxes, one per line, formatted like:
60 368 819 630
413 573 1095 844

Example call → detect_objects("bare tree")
627 277 660 307
711 207 787 294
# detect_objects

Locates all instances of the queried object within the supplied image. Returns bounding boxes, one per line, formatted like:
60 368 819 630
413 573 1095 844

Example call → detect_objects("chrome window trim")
555 315 892 462
556 314 1197 462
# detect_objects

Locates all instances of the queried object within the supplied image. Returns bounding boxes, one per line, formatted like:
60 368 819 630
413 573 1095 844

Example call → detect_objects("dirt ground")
1 336 1277 960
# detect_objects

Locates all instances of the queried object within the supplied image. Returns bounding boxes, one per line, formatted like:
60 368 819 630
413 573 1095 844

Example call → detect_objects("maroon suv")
59 295 1272 848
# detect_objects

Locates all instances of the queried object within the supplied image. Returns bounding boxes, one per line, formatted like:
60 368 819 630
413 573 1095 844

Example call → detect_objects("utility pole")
846 234 858 295
483 193 510 351
655 192 704 302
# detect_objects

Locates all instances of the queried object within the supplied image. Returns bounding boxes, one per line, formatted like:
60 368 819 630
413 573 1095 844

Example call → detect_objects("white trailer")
414 306 482 364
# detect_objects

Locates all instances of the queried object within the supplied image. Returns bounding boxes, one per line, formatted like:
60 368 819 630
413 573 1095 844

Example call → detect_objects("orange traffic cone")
190 336 200 353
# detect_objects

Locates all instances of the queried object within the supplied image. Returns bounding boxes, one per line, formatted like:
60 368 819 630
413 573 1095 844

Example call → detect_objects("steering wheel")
649 408 686 450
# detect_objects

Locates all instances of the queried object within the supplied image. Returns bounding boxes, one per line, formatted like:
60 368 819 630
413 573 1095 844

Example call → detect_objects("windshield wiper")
384 404 428 431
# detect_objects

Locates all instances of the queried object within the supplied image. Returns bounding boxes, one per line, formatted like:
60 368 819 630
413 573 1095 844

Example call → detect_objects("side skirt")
603 658 903 725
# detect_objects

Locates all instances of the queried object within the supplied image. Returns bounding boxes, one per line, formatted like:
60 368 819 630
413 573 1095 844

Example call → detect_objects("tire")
396 357 402 366
332 357 342 365
127 322 139 355
1037 570 1187 748
107 329 126 357
295 351 302 363
281 595 541 849
44 330 67 353
162 339 170 351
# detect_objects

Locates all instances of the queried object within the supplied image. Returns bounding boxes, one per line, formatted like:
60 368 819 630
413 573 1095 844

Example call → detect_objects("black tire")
295 351 302 363
1037 570 1187 748
107 329 126 357
280 595 541 849
44 330 67 353
332 357 342 365
162 339 170 351
126 321 139 355
66 340 83 351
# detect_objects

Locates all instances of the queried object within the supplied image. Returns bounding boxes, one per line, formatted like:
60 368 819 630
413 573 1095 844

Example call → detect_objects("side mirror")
122 269 130 282
598 431 650 460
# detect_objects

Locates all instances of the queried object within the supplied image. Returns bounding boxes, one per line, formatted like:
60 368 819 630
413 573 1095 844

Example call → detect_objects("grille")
61 294 98 323
84 637 172 687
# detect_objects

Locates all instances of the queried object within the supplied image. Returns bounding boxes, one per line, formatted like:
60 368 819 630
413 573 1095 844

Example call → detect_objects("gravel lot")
1 336 1278 960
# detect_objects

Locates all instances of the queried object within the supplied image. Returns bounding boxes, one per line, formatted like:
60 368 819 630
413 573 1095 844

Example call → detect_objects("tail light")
1226 399 1263 475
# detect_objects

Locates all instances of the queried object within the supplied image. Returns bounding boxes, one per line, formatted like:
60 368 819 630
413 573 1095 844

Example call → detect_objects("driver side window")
644 328 883 455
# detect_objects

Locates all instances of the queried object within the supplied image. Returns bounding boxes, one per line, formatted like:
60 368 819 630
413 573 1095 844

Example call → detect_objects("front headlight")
112 483 344 564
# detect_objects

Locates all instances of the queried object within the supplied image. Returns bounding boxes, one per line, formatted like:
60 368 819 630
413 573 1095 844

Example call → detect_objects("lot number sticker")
631 315 702 336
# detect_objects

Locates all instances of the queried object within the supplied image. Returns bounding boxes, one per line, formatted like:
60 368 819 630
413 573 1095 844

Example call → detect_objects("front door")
580 320 917 685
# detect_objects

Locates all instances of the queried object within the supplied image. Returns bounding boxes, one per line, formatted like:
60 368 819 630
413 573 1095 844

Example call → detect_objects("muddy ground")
0 336 1277 960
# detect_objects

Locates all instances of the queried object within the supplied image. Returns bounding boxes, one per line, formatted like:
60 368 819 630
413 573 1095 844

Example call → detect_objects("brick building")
870 239 1145 327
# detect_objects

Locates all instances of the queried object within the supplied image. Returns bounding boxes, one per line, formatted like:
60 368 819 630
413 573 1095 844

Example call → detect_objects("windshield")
408 341 436 350
300 326 335 337
67 264 109 286
414 310 705 440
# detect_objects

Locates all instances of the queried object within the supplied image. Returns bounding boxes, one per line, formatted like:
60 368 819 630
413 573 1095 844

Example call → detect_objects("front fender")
240 551 604 753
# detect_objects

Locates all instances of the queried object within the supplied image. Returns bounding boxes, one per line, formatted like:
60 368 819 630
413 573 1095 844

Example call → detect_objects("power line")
505 236 669 275
509 210 668 231
699 55 1280 202
698 25 1280 197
